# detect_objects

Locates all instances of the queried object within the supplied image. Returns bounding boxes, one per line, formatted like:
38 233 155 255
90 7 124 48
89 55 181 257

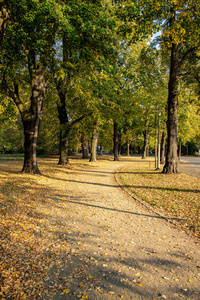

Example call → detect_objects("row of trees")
0 0 200 174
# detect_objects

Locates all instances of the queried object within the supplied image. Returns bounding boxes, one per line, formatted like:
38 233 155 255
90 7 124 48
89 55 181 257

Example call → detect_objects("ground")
0 156 200 299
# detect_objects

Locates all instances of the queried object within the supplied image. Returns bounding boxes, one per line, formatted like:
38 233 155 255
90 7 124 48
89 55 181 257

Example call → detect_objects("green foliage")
178 86 200 145
0 0 200 159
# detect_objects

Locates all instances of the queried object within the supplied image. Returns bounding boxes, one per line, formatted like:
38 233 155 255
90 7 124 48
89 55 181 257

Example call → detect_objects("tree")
51 0 124 165
89 122 99 162
0 0 60 173
134 1 200 173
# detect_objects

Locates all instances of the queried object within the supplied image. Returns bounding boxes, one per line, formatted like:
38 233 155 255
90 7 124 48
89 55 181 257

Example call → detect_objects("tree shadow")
43 174 200 194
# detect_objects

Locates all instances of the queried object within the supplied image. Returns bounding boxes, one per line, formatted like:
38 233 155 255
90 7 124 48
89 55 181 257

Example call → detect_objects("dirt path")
38 158 200 300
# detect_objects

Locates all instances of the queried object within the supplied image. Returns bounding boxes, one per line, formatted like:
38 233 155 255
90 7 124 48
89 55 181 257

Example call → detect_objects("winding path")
42 158 200 300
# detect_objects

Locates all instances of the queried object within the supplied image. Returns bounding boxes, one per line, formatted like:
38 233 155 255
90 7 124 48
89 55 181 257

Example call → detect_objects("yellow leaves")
108 291 115 294
79 283 84 287
156 2 160 10
1 271 8 278
62 288 70 294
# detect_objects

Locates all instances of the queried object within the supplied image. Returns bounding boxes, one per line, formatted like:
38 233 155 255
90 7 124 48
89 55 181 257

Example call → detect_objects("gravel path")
179 157 200 179
42 158 200 300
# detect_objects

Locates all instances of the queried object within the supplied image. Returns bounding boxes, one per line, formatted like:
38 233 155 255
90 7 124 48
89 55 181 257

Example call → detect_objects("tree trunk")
90 126 99 162
142 130 149 159
22 119 41 174
81 133 89 159
58 127 70 165
22 66 46 174
160 131 166 164
163 43 180 174
113 122 119 161
100 143 103 156
126 139 130 156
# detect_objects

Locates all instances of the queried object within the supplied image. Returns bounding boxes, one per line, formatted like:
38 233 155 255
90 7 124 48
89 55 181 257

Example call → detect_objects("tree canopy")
0 0 199 174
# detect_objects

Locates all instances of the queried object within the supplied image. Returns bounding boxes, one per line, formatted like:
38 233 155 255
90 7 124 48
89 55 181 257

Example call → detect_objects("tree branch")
70 112 93 128
180 47 196 68
0 73 25 116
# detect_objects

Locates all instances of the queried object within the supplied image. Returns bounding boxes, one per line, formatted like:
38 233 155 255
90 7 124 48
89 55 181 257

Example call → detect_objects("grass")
118 159 200 237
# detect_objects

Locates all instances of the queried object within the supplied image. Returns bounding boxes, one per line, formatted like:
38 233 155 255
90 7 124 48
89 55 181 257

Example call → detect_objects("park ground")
0 155 200 299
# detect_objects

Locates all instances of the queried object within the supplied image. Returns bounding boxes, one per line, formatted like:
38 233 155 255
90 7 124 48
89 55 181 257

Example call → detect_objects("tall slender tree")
134 0 200 173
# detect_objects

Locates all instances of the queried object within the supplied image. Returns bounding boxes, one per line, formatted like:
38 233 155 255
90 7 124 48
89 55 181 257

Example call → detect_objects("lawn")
117 159 200 238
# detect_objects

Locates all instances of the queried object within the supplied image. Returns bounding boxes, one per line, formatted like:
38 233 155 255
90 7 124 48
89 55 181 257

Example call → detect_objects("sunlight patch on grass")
118 164 200 237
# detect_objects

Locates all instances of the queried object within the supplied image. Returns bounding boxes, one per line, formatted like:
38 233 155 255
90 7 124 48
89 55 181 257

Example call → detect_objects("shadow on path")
43 175 200 193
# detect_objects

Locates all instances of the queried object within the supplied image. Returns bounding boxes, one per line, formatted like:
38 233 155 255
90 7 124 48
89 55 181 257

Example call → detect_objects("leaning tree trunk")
113 122 119 161
22 66 46 174
160 131 166 164
142 130 149 159
163 43 180 174
90 126 99 162
81 133 89 159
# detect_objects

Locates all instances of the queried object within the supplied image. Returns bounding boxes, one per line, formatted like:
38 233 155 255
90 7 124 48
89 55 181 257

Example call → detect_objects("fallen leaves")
118 163 200 237
0 156 200 299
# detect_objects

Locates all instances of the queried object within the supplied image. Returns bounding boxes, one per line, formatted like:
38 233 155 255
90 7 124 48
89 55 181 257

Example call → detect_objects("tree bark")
58 126 70 165
162 43 180 174
0 1 10 45
142 130 149 159
22 118 41 174
90 126 99 162
160 131 166 164
81 133 89 159
113 122 119 161
22 66 46 173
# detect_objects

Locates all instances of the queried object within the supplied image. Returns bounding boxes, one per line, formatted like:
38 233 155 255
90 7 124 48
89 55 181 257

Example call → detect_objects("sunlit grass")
118 162 200 237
